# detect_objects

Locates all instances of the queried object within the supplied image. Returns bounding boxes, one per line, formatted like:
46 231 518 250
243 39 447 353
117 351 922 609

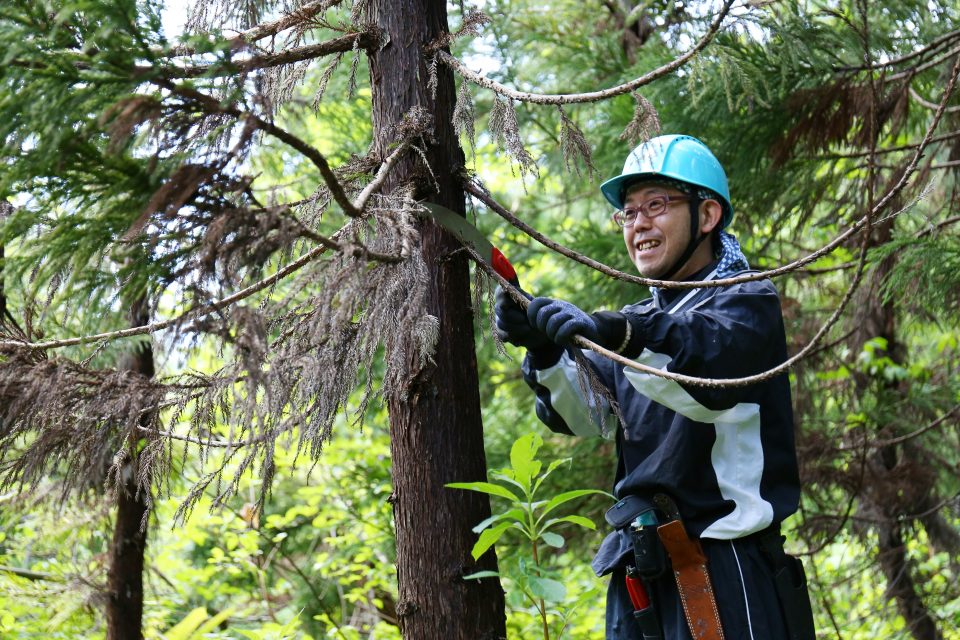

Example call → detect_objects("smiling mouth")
635 239 661 253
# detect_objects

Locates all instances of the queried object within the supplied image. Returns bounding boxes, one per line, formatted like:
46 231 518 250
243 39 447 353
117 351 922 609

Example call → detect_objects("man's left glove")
527 297 639 354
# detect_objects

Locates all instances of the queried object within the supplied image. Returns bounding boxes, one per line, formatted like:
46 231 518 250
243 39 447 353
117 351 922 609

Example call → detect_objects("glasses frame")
612 194 692 228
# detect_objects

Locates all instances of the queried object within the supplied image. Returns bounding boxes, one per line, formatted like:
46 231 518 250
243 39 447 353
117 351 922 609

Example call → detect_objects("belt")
738 524 782 546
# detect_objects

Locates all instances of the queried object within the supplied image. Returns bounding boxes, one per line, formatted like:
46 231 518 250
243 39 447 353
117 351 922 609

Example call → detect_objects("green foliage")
0 498 106 638
164 607 236 640
449 432 612 639
806 524 960 639
0 0 172 300
876 234 960 321
2 1 960 639
0 413 399 639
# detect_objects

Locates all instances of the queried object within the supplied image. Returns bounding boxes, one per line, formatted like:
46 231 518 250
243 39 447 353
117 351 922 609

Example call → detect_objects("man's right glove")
494 285 551 351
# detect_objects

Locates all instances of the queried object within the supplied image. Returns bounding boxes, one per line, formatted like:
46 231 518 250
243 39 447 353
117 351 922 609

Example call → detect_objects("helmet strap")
659 199 708 280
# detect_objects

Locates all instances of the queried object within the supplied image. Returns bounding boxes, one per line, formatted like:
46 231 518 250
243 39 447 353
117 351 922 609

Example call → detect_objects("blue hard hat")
599 135 733 229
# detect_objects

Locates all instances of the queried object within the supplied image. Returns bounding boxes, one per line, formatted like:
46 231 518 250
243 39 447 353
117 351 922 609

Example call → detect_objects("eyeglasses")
612 194 691 228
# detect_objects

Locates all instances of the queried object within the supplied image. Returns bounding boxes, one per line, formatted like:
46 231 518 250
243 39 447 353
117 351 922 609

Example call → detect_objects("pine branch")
834 28 960 73
436 0 734 105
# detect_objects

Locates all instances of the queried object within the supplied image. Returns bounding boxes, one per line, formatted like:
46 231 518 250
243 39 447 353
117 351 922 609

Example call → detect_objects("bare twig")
0 564 59 582
156 80 361 217
909 86 960 113
834 28 960 72
886 42 960 82
816 129 960 159
353 141 414 213
916 215 960 237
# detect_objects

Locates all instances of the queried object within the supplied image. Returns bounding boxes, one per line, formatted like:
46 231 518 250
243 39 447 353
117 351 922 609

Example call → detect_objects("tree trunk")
106 297 154 640
854 218 942 640
0 202 12 332
368 1 507 638
875 517 942 640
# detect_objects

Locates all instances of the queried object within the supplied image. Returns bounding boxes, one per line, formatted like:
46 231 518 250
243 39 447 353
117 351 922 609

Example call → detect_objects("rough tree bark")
367 1 507 638
105 296 154 640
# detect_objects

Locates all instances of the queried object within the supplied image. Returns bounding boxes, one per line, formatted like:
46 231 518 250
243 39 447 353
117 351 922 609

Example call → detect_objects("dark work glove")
495 285 550 350
527 297 639 354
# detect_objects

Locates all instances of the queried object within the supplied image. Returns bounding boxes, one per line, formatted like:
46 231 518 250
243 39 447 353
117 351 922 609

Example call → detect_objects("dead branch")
159 31 378 78
165 0 349 57
836 404 960 451
0 223 352 351
155 79 361 217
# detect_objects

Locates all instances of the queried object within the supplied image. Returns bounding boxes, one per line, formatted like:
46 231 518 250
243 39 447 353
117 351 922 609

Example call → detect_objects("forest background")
0 0 958 639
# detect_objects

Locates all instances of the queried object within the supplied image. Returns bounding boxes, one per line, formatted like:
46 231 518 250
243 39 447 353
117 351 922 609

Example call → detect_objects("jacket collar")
653 260 720 313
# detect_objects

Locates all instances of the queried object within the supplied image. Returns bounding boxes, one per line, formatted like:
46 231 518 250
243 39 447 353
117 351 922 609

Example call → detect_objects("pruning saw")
419 202 520 287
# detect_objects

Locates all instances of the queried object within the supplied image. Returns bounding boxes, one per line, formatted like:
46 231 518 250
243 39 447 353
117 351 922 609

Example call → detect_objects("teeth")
636 240 660 252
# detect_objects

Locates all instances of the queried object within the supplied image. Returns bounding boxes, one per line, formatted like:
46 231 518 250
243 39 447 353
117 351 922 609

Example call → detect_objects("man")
495 135 814 639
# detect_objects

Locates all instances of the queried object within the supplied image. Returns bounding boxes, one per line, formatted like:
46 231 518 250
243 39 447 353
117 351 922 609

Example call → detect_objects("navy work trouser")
606 536 791 640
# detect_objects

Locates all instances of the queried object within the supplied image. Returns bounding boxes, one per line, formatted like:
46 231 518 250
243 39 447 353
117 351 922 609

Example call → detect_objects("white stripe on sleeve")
535 352 617 439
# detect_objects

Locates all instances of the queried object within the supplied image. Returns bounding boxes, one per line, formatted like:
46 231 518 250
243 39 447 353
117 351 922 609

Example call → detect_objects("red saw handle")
491 246 519 286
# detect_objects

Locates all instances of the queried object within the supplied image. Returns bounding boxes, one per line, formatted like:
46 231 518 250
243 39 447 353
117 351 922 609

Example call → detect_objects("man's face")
622 183 694 279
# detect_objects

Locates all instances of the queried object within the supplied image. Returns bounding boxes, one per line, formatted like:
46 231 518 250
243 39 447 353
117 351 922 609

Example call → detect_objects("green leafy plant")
163 607 235 640
448 432 612 640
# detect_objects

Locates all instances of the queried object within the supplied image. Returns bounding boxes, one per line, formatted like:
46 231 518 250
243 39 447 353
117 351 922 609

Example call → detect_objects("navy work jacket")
520 262 801 560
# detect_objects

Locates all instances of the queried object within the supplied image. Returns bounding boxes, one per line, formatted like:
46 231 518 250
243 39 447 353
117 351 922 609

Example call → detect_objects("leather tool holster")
655 497 725 640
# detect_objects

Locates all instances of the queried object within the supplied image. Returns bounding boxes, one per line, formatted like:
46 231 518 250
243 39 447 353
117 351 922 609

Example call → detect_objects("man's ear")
699 199 723 235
